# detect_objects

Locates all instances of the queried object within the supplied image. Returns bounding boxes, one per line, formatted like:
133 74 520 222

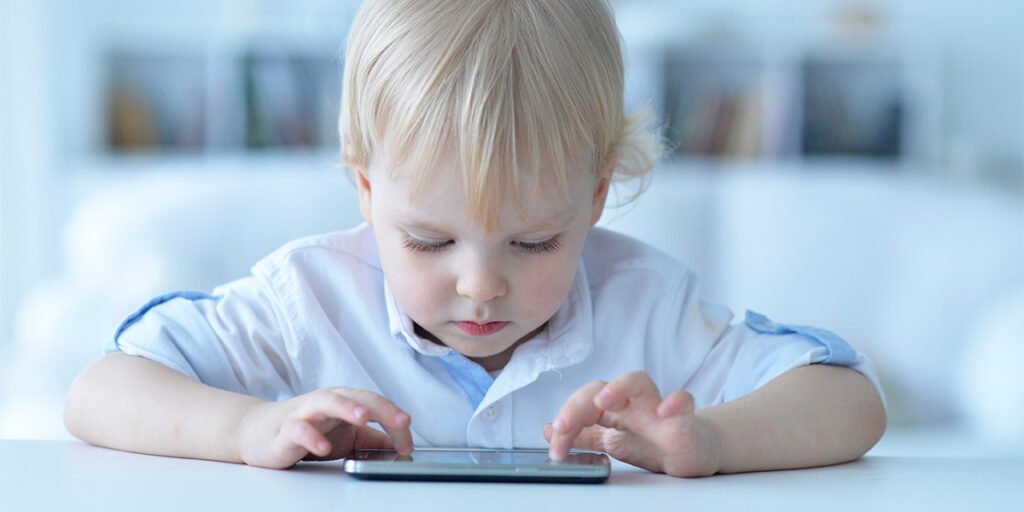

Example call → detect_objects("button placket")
481 404 501 422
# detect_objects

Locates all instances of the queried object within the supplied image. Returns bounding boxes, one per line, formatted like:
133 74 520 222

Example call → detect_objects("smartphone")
342 448 611 483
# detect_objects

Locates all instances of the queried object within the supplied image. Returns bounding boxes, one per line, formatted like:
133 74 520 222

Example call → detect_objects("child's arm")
545 365 885 477
64 352 414 468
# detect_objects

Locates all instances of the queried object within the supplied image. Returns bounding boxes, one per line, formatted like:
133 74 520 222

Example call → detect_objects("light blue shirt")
108 224 883 448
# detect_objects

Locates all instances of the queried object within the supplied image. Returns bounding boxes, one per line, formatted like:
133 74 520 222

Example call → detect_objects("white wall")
0 0 10 338
0 0 57 344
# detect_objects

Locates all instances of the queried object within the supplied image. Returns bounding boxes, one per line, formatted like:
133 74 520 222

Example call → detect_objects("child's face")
356 155 608 371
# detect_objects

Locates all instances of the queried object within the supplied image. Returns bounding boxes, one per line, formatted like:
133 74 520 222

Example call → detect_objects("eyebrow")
395 209 576 234
525 209 577 231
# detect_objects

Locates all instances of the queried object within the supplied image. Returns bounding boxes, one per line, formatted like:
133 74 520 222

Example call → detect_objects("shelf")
66 8 943 179
662 154 914 175
659 40 939 168
103 44 341 155
73 149 342 175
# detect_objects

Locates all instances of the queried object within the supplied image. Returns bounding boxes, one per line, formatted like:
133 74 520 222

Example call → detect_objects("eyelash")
515 237 562 253
400 234 562 254
401 235 451 253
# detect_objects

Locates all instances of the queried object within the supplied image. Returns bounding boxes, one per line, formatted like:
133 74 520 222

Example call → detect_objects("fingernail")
399 440 414 454
353 406 367 419
318 441 330 454
553 417 567 433
394 412 410 425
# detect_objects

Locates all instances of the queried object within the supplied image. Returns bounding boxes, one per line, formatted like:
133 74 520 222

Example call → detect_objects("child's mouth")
454 321 509 336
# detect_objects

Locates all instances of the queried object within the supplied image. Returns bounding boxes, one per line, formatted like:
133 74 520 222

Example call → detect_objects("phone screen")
352 448 604 465
343 448 611 483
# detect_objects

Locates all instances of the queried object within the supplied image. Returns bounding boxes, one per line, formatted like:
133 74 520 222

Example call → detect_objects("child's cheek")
380 249 446 320
521 257 579 318
395 254 444 289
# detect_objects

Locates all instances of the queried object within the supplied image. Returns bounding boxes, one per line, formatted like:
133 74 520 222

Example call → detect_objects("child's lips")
454 321 509 336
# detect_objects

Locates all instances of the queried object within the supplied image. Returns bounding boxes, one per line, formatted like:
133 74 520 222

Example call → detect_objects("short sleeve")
685 310 885 409
104 276 298 401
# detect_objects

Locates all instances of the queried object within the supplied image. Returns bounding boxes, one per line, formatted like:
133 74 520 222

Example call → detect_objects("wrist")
692 412 725 476
234 399 271 465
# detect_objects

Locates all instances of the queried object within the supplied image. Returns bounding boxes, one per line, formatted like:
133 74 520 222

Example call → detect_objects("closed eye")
401 233 451 253
513 236 561 253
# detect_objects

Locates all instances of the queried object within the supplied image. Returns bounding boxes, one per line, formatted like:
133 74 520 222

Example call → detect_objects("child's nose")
455 259 508 303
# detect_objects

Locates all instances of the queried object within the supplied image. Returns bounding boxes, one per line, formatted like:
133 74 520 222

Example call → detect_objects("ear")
354 165 373 225
589 161 614 226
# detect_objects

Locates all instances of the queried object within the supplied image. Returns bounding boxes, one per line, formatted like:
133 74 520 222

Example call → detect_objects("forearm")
698 364 886 474
64 352 263 463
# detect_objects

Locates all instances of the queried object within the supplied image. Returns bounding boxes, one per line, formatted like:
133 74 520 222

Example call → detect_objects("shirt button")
481 405 501 422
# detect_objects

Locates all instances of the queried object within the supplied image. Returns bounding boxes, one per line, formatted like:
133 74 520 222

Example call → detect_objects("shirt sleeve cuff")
107 290 219 352
744 310 858 365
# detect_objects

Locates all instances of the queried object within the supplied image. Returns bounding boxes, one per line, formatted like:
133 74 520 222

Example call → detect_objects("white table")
1 440 1021 511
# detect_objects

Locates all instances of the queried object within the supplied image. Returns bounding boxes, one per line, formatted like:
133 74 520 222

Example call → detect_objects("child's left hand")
544 371 722 477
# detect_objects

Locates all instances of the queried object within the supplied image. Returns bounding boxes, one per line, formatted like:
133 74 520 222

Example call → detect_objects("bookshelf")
103 41 341 156
67 5 941 178
659 40 942 173
53 0 358 174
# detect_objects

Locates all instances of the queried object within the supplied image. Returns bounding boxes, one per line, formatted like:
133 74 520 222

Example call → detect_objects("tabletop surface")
2 440 1021 511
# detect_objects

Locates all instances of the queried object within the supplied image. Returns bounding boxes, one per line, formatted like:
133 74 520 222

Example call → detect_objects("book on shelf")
105 53 206 153
104 48 340 156
245 52 339 149
802 71 902 158
668 85 764 159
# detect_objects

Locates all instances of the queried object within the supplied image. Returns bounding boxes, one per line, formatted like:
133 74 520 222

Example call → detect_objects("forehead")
372 158 589 233
392 206 577 236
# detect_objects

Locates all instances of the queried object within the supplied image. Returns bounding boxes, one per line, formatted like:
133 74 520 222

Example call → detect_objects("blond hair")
341 0 663 229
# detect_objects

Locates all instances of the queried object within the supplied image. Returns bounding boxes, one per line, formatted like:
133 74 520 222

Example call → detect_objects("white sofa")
3 161 1022 455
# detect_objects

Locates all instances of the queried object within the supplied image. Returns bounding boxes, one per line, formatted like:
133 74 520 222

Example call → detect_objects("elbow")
63 354 116 443
826 366 888 462
863 388 888 453
63 367 91 442
847 382 888 461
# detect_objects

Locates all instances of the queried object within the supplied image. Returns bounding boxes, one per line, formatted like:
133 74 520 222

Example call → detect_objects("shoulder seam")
592 257 692 292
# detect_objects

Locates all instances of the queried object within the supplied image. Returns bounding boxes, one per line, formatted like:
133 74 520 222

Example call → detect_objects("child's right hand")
235 388 413 469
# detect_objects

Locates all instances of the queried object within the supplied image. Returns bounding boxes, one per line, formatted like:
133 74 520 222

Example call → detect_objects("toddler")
65 0 885 477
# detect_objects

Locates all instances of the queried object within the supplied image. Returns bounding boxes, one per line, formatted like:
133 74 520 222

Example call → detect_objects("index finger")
330 389 415 454
548 380 607 461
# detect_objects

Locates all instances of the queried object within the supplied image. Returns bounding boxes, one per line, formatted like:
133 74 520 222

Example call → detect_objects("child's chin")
445 338 514 359
450 342 508 358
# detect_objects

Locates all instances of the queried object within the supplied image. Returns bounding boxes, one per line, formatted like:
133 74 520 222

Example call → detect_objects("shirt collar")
504 261 593 370
381 260 594 371
384 281 451 357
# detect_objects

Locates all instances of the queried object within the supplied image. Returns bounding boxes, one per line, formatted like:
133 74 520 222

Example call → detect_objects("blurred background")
0 0 1021 458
